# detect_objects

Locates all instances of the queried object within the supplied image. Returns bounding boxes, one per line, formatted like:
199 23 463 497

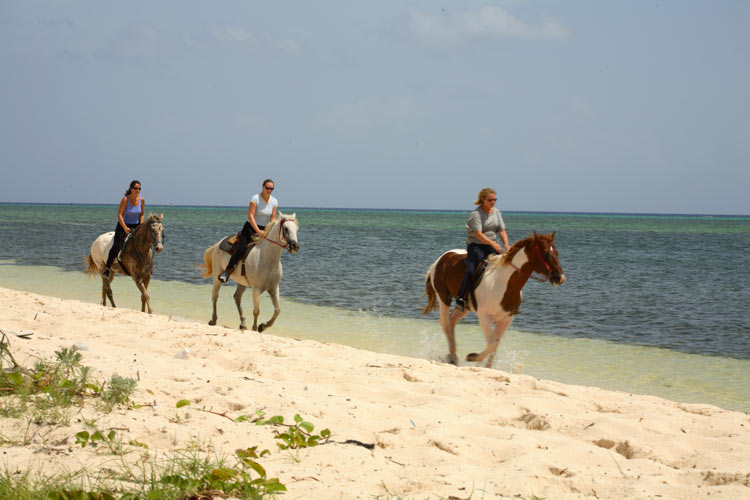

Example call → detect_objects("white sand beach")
1 286 749 499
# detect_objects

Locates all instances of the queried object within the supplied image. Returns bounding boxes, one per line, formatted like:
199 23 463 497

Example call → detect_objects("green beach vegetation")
0 331 333 499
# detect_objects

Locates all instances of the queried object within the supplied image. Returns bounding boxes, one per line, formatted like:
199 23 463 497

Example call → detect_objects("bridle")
262 218 293 250
509 242 553 283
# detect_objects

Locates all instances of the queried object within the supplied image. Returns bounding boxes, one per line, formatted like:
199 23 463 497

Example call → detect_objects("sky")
1 1 749 215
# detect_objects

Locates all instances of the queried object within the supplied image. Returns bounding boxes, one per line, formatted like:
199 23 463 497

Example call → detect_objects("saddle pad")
219 234 238 254
219 233 256 257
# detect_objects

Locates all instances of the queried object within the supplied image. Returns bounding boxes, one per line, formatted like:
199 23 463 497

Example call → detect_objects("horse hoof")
239 325 247 331
466 353 479 362
446 354 458 366
208 320 216 326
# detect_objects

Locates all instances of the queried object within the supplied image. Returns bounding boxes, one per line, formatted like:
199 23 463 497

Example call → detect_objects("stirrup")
454 297 466 312
102 268 111 279
218 271 229 283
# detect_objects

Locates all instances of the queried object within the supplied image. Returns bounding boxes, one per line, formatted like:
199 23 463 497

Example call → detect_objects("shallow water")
1 263 748 413
2 204 749 360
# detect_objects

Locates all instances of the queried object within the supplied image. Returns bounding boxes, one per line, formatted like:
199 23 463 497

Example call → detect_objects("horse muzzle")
155 243 164 253
287 241 299 254
550 272 565 286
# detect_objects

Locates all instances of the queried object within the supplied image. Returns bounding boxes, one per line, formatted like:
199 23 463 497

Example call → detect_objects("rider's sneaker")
218 272 229 283
102 268 111 279
454 297 466 312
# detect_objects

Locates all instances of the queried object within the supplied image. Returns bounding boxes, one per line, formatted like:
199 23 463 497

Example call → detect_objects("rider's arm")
472 230 504 253
139 198 145 224
248 201 262 233
498 229 509 253
117 198 130 233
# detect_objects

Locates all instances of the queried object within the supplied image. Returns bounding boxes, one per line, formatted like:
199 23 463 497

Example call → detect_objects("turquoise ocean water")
1 203 749 411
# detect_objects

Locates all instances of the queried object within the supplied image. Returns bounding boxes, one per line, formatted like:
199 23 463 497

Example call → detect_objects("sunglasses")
486 198 497 202
264 186 274 191
133 187 142 190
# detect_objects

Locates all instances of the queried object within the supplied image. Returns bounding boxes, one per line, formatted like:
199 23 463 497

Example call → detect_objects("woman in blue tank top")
103 180 145 278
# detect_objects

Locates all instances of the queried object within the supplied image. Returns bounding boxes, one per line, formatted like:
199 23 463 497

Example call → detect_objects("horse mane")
271 212 299 229
133 213 163 236
487 235 534 270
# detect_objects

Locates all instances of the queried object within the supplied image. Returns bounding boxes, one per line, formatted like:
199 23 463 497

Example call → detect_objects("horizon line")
1 201 748 218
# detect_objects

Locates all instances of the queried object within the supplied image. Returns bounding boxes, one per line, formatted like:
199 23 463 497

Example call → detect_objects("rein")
261 219 291 250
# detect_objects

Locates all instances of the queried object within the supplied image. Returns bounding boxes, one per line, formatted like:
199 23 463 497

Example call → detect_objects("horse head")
146 213 164 253
279 213 299 254
530 231 564 286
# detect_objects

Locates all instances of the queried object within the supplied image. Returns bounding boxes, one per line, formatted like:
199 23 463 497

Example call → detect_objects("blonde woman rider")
455 187 510 312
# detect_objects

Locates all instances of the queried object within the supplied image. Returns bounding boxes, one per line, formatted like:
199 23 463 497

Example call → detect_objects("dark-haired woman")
455 187 510 311
219 179 278 283
102 180 145 279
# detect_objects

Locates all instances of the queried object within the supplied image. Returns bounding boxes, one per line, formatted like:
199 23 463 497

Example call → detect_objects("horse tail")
199 245 214 278
85 254 99 277
423 274 438 314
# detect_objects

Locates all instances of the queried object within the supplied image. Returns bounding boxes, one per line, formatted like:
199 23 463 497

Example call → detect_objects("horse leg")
209 279 221 326
438 300 466 365
133 276 152 314
251 288 261 332
141 274 153 314
104 275 116 308
467 313 513 368
233 284 248 330
258 286 281 333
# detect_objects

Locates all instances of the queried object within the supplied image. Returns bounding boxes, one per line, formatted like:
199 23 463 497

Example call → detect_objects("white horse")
85 213 165 314
424 232 565 367
201 213 299 331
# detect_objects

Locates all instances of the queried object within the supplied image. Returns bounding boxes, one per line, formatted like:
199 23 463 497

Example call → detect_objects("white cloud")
411 6 571 45
94 25 163 62
205 25 301 54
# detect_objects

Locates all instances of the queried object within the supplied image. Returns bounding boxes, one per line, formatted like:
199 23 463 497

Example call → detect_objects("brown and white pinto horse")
424 232 565 367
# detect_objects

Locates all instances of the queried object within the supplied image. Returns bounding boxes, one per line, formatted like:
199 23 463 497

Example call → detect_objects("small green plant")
75 420 126 456
75 428 115 449
254 411 332 450
0 343 107 426
99 375 137 411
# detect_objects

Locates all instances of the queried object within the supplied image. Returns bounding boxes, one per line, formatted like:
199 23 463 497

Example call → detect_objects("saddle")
466 259 489 311
219 232 257 277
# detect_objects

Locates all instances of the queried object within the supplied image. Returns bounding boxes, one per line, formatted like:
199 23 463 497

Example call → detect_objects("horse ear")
550 231 556 240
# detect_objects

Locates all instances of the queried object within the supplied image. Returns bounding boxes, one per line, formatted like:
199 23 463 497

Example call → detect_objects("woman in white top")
219 179 278 283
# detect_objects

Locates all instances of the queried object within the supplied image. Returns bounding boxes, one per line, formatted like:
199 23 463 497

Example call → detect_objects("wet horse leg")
142 273 152 314
467 313 513 367
208 279 222 326
251 288 261 331
133 275 152 314
438 300 466 365
103 275 116 307
233 284 247 330
258 285 280 333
